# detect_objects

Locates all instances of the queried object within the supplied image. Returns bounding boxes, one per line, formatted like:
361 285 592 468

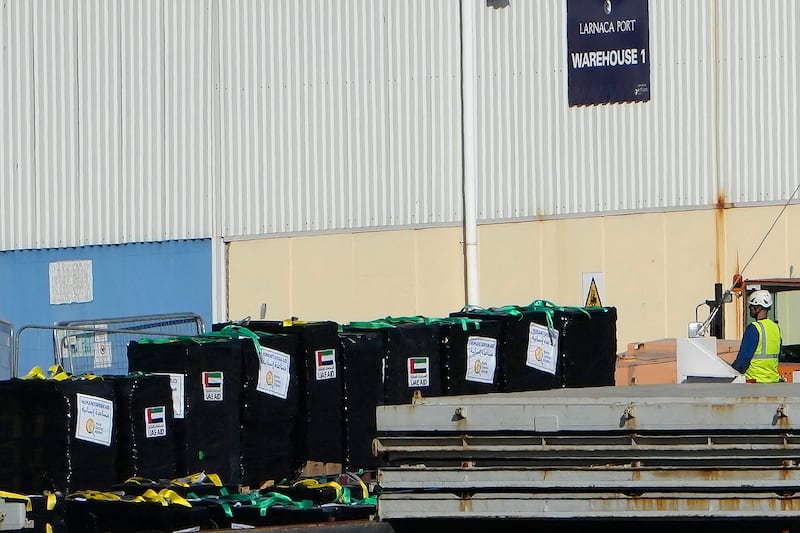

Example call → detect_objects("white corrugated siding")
474 0 716 219
718 0 800 204
216 0 462 236
1 1 799 250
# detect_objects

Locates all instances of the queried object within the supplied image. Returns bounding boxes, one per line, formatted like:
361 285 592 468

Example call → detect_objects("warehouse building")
2 1 798 373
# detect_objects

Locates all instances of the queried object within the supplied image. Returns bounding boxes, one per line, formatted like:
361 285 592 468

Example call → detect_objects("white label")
202 371 224 401
407 356 430 387
75 393 114 446
465 336 497 384
315 348 337 380
526 322 559 375
155 373 185 419
257 346 291 399
144 406 167 438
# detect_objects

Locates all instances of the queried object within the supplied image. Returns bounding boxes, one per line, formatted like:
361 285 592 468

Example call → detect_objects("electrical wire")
697 182 800 336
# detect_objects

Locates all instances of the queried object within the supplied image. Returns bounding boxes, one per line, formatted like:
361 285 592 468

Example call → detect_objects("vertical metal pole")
712 282 725 339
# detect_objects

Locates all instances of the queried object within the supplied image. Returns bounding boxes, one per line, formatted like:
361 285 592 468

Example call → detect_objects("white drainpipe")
461 0 479 306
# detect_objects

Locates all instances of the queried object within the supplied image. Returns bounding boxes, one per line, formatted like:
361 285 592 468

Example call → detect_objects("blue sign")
567 0 650 106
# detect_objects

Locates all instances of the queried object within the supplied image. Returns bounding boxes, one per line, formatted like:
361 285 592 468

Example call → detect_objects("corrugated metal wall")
216 0 462 236
1 1 798 251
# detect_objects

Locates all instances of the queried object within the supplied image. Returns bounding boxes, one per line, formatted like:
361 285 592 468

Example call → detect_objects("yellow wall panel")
228 238 292 322
227 206 800 355
413 227 465 318
478 221 542 307
604 213 666 350
289 233 355 322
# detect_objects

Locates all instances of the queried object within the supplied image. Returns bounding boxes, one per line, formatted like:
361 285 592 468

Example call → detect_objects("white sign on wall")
49 260 94 304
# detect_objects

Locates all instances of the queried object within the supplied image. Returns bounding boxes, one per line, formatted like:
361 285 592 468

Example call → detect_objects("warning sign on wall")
582 272 604 307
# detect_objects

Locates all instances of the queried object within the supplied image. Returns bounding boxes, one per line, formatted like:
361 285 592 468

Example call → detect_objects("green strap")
217 325 263 355
431 316 481 332
458 305 524 319
346 320 397 329
383 315 431 325
135 335 222 345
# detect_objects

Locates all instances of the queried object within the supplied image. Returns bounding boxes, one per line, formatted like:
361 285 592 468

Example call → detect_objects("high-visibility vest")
745 318 781 383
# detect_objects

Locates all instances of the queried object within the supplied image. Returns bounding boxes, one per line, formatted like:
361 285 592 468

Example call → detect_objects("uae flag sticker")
315 348 337 380
407 356 430 387
202 371 224 401
145 406 167 438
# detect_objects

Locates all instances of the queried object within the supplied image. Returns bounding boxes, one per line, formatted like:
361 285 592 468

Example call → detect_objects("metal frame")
0 320 12 380
14 313 205 377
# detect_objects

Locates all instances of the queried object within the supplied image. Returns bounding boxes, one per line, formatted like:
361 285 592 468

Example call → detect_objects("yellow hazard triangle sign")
585 277 603 307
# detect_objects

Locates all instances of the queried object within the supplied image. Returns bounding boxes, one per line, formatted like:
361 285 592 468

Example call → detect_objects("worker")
730 289 782 383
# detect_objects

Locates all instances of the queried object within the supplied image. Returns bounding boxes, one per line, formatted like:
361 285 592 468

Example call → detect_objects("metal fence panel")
0 320 12 380
14 313 205 377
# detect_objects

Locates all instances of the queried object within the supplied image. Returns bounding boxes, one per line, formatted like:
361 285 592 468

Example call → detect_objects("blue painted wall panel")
0 239 212 374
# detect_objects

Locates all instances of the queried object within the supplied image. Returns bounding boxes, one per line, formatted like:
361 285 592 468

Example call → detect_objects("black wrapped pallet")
0 380 26 492
452 302 618 391
451 305 563 392
216 320 343 466
0 377 117 494
110 373 177 482
345 320 442 405
231 327 303 486
127 337 242 485
558 306 618 388
65 498 212 533
439 317 503 395
339 330 386 471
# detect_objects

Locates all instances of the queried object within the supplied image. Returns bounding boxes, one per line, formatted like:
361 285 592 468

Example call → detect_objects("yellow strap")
343 471 370 501
136 489 166 506
48 364 71 381
46 492 57 511
123 476 157 485
0 490 32 511
175 472 222 487
158 489 191 508
21 366 47 380
291 478 344 502
68 490 122 501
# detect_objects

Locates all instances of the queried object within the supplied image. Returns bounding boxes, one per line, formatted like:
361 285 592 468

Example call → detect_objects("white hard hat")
748 289 773 308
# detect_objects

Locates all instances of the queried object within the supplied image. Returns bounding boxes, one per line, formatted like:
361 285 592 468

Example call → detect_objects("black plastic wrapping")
64 498 212 533
110 373 177 482
216 320 344 466
339 330 386 471
559 306 618 387
237 331 303 485
0 378 117 494
452 305 618 391
127 337 242 485
344 322 442 405
440 318 504 395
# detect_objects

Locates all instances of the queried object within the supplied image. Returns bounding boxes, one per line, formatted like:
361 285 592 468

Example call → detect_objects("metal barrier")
0 320 13 380
15 313 205 377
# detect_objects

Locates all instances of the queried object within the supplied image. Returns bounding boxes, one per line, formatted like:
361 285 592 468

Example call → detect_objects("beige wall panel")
227 205 800 355
228 238 292 322
540 218 605 307
722 204 798 340
351 231 417 321
785 206 800 280
662 210 717 339
289 234 355 322
603 213 666 349
413 227 465 318
478 222 542 308
725 205 792 281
